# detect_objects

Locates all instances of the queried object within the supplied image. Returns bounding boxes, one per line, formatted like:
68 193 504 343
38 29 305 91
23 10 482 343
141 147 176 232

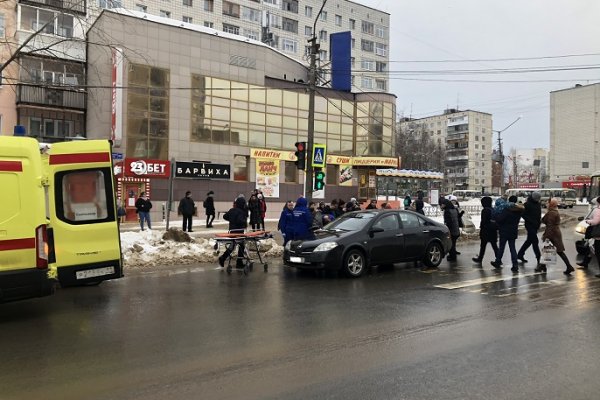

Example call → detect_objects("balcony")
17 84 86 110
20 0 86 14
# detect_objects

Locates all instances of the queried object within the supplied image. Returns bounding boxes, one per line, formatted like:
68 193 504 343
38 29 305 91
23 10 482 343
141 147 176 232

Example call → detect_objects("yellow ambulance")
0 136 123 302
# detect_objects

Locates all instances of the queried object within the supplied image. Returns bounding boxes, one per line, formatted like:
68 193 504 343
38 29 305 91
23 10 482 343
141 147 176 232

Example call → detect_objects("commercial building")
399 109 493 194
550 83 600 182
105 0 390 92
507 148 548 188
86 9 396 220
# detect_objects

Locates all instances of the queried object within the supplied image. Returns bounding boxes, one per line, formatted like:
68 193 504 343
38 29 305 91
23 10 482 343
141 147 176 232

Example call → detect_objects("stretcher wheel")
226 265 232 274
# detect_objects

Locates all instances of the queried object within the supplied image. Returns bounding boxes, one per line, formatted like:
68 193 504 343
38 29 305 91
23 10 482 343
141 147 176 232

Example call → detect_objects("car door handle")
422 230 430 233
395 233 404 237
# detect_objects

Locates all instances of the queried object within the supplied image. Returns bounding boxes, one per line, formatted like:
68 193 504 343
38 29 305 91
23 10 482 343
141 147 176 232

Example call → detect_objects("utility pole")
493 116 521 194
304 0 327 200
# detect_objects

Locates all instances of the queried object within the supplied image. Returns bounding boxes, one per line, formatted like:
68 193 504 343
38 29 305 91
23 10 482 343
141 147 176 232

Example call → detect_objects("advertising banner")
255 159 280 198
339 164 353 186
175 161 230 179
124 158 170 179
111 47 124 144
250 148 296 161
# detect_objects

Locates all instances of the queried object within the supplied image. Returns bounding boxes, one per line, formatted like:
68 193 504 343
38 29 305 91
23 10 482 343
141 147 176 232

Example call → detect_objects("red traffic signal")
294 141 306 170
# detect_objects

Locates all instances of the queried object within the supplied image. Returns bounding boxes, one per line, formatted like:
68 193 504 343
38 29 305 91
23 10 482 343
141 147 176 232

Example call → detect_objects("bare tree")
396 121 445 172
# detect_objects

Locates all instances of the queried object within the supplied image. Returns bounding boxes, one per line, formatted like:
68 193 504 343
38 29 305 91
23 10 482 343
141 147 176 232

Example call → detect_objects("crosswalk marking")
434 272 541 290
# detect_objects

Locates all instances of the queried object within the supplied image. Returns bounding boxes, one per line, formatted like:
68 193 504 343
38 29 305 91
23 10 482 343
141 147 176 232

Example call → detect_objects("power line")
386 52 600 63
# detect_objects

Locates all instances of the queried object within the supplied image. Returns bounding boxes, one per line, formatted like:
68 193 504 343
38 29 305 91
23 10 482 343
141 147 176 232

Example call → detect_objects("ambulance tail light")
36 224 48 269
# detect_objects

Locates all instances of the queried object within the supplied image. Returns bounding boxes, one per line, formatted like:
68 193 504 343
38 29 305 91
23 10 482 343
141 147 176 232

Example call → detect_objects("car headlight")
314 242 338 252
575 224 588 234
285 241 291 250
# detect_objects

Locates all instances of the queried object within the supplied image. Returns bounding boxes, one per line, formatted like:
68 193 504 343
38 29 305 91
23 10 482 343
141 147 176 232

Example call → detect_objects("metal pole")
166 157 175 230
304 36 317 200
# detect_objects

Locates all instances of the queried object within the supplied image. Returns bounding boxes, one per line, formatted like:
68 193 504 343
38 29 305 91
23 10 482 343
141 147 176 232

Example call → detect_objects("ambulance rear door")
46 140 123 286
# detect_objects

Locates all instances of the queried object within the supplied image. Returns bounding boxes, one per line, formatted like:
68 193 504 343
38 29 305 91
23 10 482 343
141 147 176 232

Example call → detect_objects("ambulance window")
55 168 115 224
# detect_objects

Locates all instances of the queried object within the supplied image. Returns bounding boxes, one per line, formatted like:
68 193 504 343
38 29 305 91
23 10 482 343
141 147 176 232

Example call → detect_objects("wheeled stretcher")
213 231 272 275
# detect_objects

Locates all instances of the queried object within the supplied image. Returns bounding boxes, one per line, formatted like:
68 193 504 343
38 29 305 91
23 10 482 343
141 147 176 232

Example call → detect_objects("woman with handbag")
539 198 574 275
577 196 600 278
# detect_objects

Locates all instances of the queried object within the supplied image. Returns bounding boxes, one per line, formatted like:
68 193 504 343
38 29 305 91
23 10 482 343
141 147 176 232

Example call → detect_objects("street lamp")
493 116 522 193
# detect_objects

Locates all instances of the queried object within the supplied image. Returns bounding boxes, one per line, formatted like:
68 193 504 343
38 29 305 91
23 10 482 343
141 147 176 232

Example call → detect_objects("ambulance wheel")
82 280 103 287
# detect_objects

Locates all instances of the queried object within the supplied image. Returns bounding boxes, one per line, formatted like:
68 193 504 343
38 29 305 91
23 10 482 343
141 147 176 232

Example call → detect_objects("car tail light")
36 224 48 269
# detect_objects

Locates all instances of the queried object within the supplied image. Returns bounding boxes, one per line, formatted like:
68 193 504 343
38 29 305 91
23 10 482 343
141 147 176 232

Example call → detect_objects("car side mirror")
369 226 385 237
578 216 584 221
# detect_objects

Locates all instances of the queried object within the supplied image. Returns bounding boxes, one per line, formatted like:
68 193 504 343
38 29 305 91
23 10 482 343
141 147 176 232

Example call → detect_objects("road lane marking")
434 272 541 290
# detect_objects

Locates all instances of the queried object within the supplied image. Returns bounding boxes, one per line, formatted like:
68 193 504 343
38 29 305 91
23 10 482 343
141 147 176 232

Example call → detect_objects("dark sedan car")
283 210 452 277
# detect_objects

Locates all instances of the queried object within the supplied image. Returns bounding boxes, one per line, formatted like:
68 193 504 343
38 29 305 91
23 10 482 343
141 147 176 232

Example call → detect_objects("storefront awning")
376 169 444 179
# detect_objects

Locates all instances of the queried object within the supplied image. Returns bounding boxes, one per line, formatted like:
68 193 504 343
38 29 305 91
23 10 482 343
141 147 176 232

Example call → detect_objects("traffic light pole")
304 36 317 201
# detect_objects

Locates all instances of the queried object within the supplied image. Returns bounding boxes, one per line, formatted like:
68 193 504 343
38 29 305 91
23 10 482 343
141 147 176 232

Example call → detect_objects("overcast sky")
354 0 600 152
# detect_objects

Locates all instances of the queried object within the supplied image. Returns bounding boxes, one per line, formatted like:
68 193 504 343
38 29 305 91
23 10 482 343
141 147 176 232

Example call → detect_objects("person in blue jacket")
491 195 524 273
290 197 314 240
278 200 295 245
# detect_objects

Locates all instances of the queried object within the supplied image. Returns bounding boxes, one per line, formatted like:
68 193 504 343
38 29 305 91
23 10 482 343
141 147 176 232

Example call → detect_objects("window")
284 162 297 183
361 59 374 71
583 162 590 168
204 21 214 28
320 11 327 21
335 14 342 26
243 28 259 40
242 6 261 22
204 0 214 12
375 61 387 72
304 26 312 36
375 79 386 91
57 169 113 224
375 43 387 56
234 155 249 181
98 0 122 8
268 13 280 28
376 26 386 38
282 38 297 53
264 0 279 6
482 144 485 150
361 39 374 52
183 16 193 23
351 38 355 48
361 20 374 35
282 0 298 13
319 30 327 41
361 76 373 89
223 23 240 35
305 6 312 17
20 6 75 37
350 57 355 67
319 50 327 61
326 165 338 185
475 135 479 141
183 0 192 6
349 19 355 30
223 1 240 18
135 3 147 11
160 10 171 18
373 214 399 230
399 212 420 229
282 17 298 33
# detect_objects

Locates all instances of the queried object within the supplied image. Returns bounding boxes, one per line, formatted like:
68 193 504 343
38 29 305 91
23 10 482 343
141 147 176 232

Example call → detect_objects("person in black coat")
203 191 215 228
414 192 425 215
219 197 248 268
491 195 524 272
517 192 542 265
135 192 152 230
472 196 498 265
178 191 195 232
441 199 460 261
248 193 261 231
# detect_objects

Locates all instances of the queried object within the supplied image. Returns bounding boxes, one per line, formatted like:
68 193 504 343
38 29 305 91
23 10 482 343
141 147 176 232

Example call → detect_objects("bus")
451 190 481 201
589 170 600 203
504 189 533 204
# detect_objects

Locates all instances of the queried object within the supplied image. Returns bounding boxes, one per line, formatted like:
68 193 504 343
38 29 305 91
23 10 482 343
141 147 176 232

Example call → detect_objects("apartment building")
399 109 494 193
0 0 87 138
550 83 600 182
97 0 390 92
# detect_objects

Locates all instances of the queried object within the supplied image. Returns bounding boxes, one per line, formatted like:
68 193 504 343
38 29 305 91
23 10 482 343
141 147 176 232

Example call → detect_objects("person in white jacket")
577 196 600 278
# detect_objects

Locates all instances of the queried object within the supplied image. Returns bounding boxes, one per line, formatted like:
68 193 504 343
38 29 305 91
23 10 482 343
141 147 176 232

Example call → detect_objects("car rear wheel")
423 242 443 268
343 249 366 278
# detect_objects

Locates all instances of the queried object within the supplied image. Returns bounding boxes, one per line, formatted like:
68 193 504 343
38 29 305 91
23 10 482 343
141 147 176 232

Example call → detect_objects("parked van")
504 189 533 204
538 188 577 208
0 137 54 302
0 136 122 302
451 190 481 201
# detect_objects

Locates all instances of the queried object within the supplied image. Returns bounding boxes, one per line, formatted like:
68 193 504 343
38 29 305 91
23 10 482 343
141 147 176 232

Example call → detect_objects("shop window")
234 155 249 181
284 161 297 183
326 165 338 185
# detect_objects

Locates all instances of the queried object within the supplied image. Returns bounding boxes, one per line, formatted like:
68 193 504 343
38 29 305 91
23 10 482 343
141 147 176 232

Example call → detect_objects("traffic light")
314 168 325 191
294 141 306 170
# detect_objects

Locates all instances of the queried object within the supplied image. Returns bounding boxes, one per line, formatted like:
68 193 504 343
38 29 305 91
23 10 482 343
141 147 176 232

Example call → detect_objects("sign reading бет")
175 161 231 179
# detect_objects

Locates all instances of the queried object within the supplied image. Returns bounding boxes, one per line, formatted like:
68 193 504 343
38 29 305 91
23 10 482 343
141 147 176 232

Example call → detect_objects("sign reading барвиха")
175 161 230 179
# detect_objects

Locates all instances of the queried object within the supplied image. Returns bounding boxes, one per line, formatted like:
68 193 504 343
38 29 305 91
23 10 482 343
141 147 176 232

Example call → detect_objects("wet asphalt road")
1 207 600 400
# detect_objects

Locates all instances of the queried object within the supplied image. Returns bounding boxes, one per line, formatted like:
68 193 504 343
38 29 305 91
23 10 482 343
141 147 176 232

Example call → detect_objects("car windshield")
325 212 377 231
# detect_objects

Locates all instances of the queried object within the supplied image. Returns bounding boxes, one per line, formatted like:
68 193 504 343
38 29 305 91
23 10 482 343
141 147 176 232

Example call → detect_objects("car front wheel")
423 242 443 268
343 249 366 278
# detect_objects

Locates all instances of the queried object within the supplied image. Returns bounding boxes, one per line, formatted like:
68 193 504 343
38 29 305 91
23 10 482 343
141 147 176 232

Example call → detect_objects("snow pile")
120 230 283 269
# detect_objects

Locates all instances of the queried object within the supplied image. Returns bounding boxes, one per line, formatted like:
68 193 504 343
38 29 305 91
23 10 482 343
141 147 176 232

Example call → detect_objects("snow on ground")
120 230 283 269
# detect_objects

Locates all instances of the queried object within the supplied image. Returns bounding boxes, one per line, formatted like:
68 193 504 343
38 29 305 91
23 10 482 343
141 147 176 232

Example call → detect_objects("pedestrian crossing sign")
312 144 327 168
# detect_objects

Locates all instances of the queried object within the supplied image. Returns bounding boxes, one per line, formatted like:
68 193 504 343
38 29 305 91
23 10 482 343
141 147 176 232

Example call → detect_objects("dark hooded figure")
248 193 261 231
219 197 248 268
472 196 498 265
441 199 460 261
414 192 425 215
517 191 542 266
278 201 295 245
290 197 313 240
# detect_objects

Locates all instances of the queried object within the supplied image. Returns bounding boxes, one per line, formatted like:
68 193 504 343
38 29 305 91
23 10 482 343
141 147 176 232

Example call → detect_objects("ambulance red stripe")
0 160 23 172
49 153 110 165
0 238 36 251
